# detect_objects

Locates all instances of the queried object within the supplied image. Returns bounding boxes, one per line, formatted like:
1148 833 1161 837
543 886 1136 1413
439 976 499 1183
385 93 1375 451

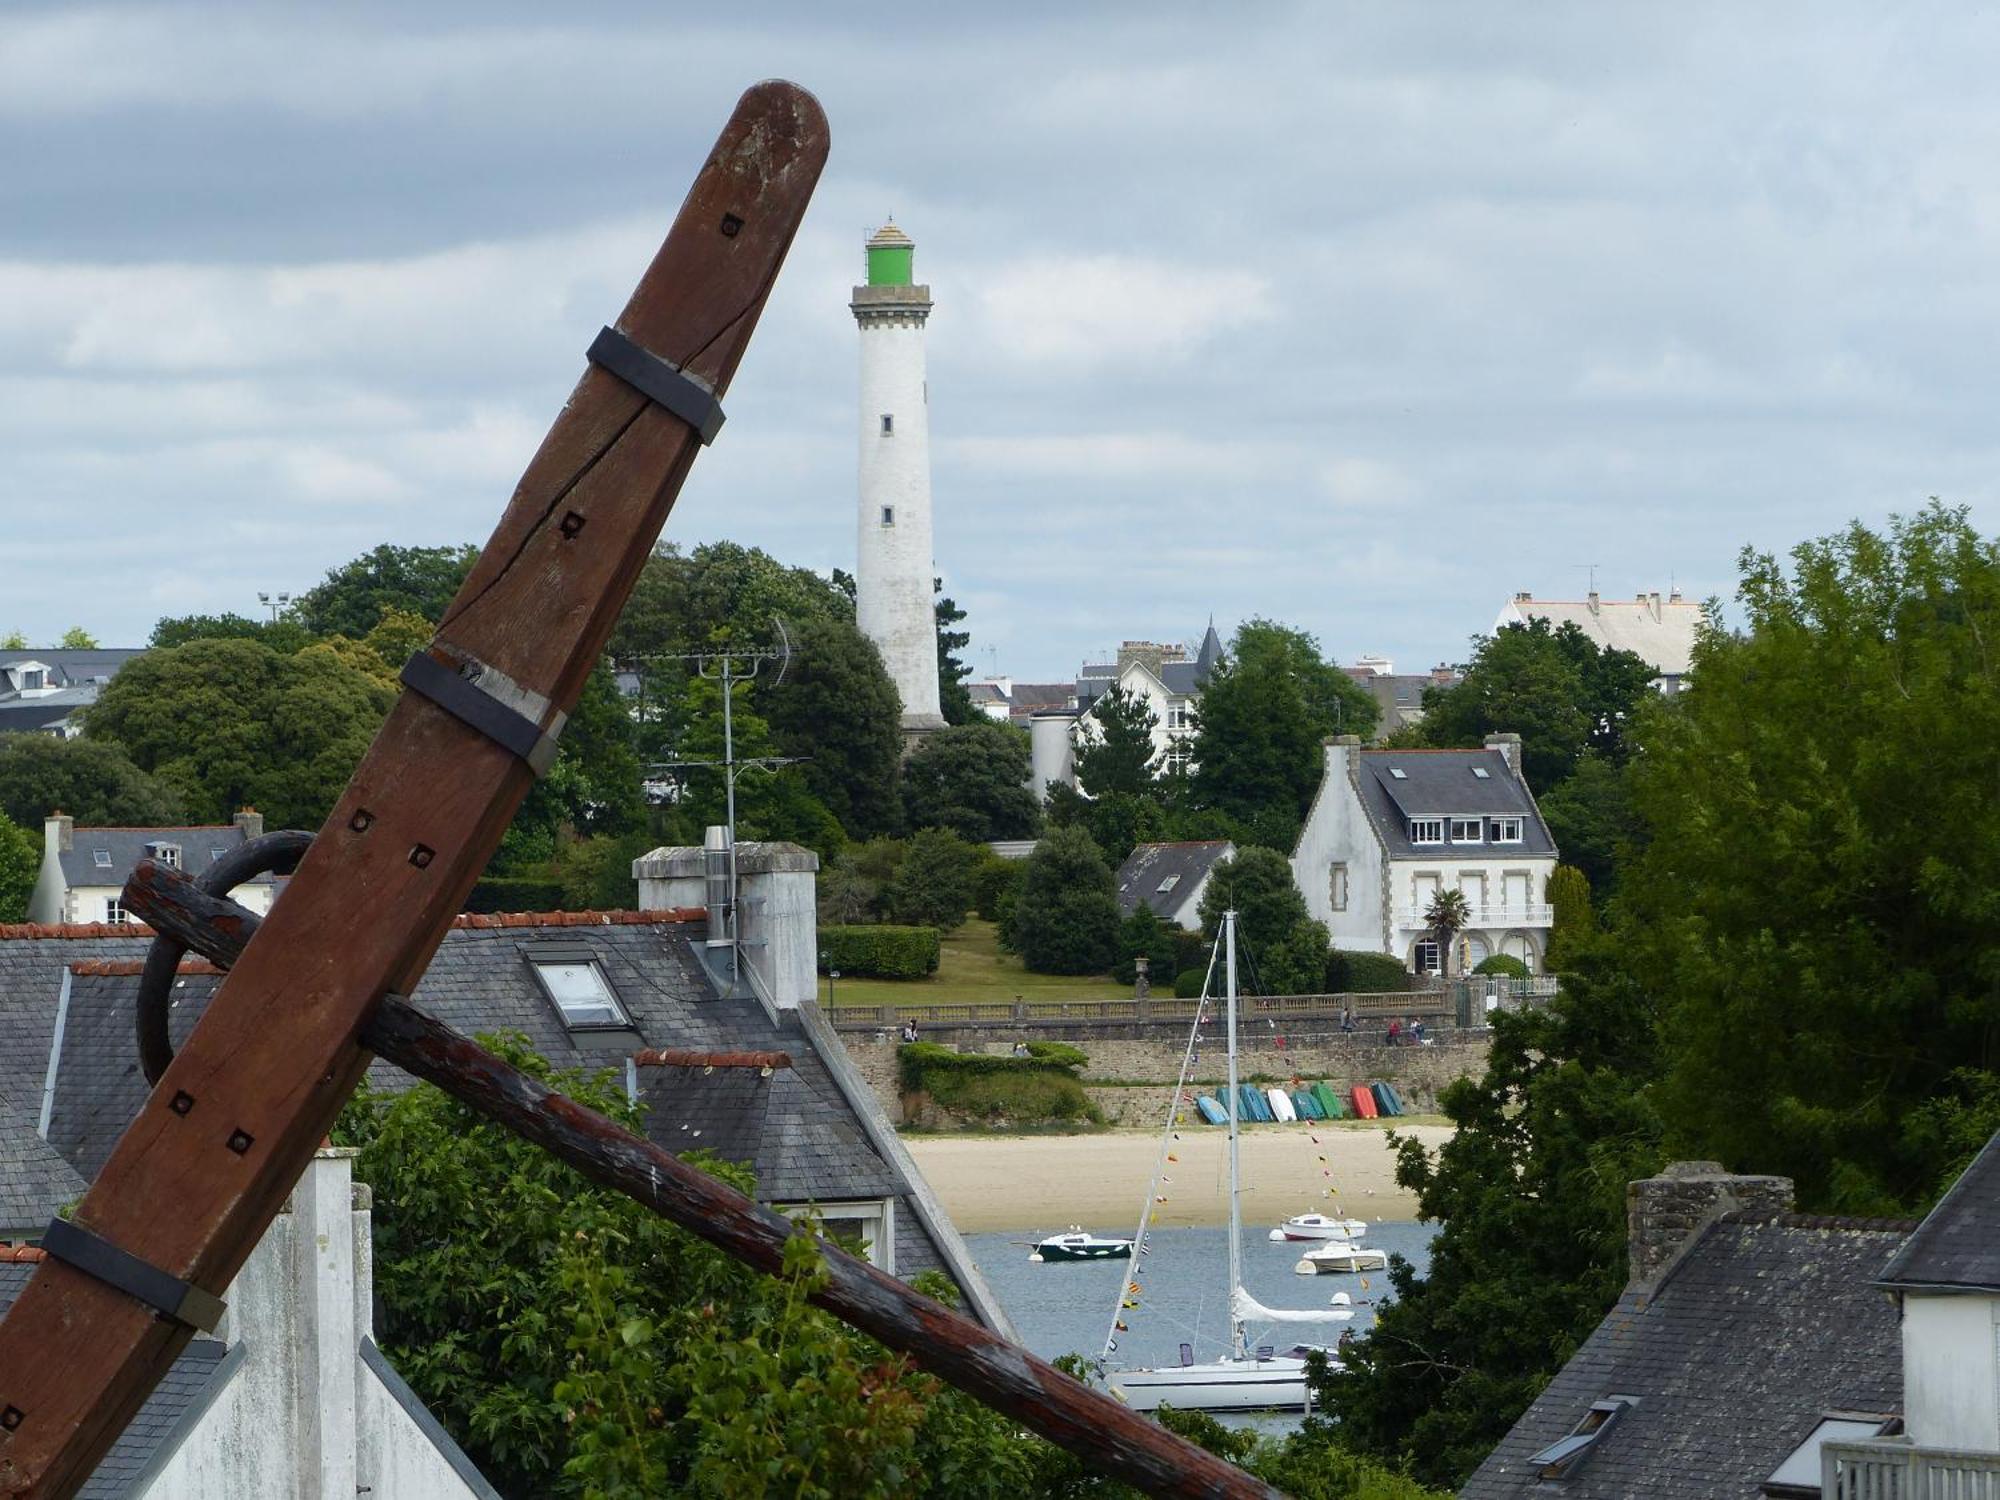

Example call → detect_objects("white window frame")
526 950 631 1030
92 849 112 868
155 844 182 870
104 898 129 926
780 1198 894 1271
1413 939 1440 974
1449 817 1483 844
1491 817 1524 844
1409 818 1444 845
1329 862 1348 913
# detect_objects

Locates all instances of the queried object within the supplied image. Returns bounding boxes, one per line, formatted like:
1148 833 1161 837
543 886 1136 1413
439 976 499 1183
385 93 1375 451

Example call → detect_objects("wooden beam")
120 864 1284 1500
0 82 827 1500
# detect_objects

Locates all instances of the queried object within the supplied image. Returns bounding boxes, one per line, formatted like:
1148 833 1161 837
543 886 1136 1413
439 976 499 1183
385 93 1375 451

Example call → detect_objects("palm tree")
1423 888 1472 978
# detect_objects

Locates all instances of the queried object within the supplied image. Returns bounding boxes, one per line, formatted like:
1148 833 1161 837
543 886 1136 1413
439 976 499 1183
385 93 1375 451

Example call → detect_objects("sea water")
965 1220 1439 1431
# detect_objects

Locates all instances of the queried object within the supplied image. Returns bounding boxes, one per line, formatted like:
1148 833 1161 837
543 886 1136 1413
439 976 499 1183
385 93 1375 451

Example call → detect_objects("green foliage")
1413 618 1657 789
1190 620 1378 848
1261 917 1332 995
495 659 647 872
1113 904 1180 987
1327 949 1413 994
1544 865 1595 972
1423 888 1472 976
935 581 979 727
817 855 882 926
764 614 903 839
1313 942 1662 1489
82 636 394 829
56 627 98 649
148 611 312 653
292 542 480 638
1174 966 1209 998
1472 953 1530 978
1073 687 1158 797
1537 751 1641 896
0 733 183 827
0 631 26 649
899 722 1042 843
1627 503 2000 1211
897 1041 1100 1124
463 876 566 914
1013 827 1120 975
1196 846 1309 956
818 924 942 979
973 854 1026 922
886 828 982 931
0 811 36 922
553 830 660 912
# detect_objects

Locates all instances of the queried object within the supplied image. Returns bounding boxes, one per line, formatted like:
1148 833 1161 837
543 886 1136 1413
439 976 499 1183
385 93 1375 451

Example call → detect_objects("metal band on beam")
40 1220 225 1334
400 651 565 776
587 325 726 443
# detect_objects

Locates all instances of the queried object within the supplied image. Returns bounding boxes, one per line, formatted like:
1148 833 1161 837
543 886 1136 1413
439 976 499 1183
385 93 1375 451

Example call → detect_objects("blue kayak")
1196 1094 1229 1126
1291 1089 1322 1120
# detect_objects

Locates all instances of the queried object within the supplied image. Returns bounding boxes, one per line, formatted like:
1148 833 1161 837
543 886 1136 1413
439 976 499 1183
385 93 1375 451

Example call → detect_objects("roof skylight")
1472 766 1490 779
92 849 112 868
528 954 629 1029
1529 1397 1635 1480
1388 768 1407 779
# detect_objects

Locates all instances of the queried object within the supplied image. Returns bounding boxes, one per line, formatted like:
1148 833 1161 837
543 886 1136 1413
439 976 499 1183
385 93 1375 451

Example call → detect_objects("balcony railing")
1393 903 1553 929
1824 1439 2000 1499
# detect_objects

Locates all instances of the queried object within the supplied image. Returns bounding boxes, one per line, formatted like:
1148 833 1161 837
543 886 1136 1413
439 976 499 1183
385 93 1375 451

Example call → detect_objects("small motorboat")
1293 1244 1391 1276
1269 1213 1370 1242
1031 1227 1133 1263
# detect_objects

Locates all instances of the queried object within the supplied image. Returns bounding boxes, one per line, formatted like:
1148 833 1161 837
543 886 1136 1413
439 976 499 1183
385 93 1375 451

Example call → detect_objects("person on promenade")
1386 1017 1404 1047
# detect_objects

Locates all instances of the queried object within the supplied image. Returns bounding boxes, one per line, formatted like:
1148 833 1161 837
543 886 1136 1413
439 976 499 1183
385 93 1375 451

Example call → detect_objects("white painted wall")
856 293 943 727
1292 739 1390 953
1902 1294 2000 1451
633 841 820 1008
1030 713 1076 800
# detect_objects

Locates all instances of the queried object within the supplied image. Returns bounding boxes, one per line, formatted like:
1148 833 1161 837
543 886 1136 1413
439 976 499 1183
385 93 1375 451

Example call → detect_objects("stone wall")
1625 1161 1794 1289
841 1026 1490 1127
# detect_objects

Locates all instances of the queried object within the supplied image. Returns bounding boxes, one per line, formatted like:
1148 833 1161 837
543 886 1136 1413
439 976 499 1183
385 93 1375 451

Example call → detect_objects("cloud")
967 255 1273 371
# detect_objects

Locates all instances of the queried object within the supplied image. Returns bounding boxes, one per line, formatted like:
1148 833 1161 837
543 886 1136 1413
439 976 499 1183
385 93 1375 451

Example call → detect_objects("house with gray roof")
1115 840 1236 931
0 648 145 736
1462 1161 1913 1498
1291 734 1559 973
27 811 278 926
1495 589 1700 694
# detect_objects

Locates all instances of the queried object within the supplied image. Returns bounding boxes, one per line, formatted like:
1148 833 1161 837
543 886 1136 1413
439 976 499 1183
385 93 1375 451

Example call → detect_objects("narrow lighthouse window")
881 413 894 434
881 506 895 526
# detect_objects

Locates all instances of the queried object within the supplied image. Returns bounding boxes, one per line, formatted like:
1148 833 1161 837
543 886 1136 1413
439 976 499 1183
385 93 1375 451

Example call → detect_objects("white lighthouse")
853 220 945 735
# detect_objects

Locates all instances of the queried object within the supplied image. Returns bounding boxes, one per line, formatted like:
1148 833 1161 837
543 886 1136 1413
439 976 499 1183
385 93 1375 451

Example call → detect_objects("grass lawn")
822 918 1133 1006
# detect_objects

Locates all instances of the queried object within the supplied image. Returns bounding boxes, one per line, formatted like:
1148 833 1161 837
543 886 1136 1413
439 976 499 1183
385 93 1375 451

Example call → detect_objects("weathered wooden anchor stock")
0 82 1281 1500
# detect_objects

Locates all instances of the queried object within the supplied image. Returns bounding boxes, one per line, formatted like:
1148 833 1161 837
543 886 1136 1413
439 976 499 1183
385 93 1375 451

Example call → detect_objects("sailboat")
1103 911 1352 1413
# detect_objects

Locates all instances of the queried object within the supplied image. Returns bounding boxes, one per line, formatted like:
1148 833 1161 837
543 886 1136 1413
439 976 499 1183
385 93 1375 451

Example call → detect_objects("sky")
3 3 1998 680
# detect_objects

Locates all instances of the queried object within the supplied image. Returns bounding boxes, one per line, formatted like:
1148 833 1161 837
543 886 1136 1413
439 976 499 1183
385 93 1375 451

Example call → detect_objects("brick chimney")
233 807 264 840
1627 1161 1793 1291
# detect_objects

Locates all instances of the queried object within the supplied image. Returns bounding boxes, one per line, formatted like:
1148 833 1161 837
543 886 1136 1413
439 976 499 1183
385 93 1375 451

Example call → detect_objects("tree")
1196 846 1310 958
764 615 903 839
1536 751 1641 896
0 631 25 649
82 636 395 829
935 580 977 726
886 828 981 931
1423 888 1471 978
1312 941 1662 1489
0 811 36 922
1412 620 1656 790
1114 903 1180 987
291 542 480 638
900 723 1041 843
1072 686 1158 798
56 627 98 649
1012 826 1120 974
1543 864 1596 972
0 733 183 828
149 612 313 653
1261 916 1333 996
494 659 648 872
1626 503 2000 1211
1190 620 1378 849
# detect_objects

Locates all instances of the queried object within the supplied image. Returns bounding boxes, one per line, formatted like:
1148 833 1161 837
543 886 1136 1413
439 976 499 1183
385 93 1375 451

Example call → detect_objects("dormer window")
1491 817 1524 844
20 669 43 691
1449 818 1483 843
1409 818 1444 845
147 842 182 870
528 949 629 1029
1763 1413 1896 1497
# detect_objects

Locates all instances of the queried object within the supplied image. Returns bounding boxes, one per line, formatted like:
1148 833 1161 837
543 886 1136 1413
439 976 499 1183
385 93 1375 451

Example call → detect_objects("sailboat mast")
1225 908 1246 1361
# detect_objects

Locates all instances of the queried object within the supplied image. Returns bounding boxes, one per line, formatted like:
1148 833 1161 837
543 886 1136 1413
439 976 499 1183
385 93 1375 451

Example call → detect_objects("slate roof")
0 912 984 1315
0 1259 234 1497
1876 1130 2000 1292
0 1090 85 1234
55 824 272 891
1115 841 1234 918
1355 748 1558 859
0 648 144 689
0 687 102 734
1461 1213 1912 1500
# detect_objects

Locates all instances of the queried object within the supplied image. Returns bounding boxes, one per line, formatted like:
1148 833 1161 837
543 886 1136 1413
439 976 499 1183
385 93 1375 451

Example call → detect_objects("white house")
28 812 279 926
1495 589 1701 694
1290 734 1559 973
1114 840 1236 932
1072 629 1223 781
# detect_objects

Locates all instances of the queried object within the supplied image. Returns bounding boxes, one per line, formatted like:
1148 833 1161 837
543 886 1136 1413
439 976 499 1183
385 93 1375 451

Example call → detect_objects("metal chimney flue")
702 824 733 950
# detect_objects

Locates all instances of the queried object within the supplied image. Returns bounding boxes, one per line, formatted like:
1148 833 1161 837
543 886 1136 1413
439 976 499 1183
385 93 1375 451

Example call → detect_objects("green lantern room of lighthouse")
866 220 915 286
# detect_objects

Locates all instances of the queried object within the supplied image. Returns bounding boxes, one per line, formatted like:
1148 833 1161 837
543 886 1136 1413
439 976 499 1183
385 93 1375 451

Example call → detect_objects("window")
1409 818 1444 844
1491 817 1524 843
21 669 44 690
780 1200 893 1270
880 505 895 526
1450 818 1482 843
149 843 182 870
1388 767 1408 779
104 898 129 926
1764 1413 1895 1496
1472 766 1490 779
1156 875 1181 894
1528 1399 1636 1480
1329 862 1348 912
1413 939 1440 974
881 413 894 434
528 954 629 1028
92 849 112 868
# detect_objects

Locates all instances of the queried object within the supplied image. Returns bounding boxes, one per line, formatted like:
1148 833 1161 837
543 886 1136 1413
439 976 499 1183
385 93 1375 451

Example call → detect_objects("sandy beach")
903 1122 1451 1233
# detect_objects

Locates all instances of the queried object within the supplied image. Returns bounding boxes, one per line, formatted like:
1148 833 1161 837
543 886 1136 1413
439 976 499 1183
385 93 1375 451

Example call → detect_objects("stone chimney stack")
45 813 72 855
1627 1161 1793 1290
633 840 821 1009
233 807 264 840
1484 732 1523 778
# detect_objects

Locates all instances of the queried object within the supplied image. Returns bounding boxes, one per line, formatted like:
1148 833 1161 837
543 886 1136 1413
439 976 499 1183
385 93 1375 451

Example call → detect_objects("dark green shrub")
464 876 566 914
817 924 941 979
896 1041 1100 1124
973 854 1026 921
1174 966 1208 998
1326 948 1411 993
884 827 980 931
1472 953 1530 978
1013 826 1120 975
1113 904 1180 986
1170 926 1209 977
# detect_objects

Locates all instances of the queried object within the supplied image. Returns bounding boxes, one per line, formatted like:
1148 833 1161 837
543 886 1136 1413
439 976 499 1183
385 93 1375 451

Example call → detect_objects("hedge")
817 924 941 979
1472 953 1530 978
1174 966 1208 998
1326 948 1411 993
898 1041 1100 1124
464 876 567 914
